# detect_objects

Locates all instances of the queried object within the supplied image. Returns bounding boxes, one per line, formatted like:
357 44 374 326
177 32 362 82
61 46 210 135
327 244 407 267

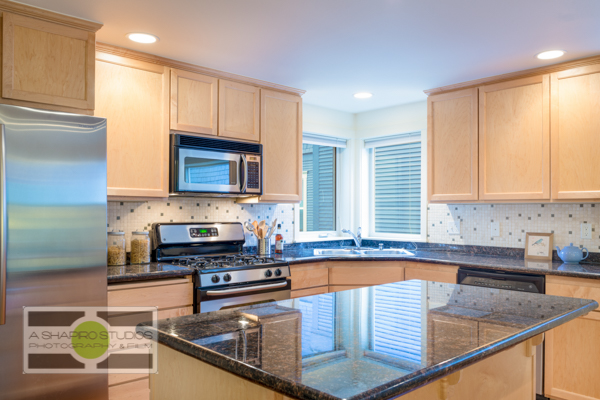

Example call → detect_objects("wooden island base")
150 336 541 400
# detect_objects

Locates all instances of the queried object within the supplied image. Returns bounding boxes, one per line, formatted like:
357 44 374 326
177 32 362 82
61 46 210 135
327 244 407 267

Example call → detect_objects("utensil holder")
258 238 271 255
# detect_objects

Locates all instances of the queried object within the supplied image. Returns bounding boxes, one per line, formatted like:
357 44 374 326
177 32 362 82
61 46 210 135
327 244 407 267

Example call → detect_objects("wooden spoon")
258 220 266 239
252 221 259 236
269 219 277 238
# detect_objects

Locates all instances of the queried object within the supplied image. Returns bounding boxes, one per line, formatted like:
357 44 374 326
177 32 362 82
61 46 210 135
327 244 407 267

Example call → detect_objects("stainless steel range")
152 222 291 313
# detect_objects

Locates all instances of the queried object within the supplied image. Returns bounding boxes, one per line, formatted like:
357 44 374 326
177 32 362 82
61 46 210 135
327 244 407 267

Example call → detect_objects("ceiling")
19 0 600 113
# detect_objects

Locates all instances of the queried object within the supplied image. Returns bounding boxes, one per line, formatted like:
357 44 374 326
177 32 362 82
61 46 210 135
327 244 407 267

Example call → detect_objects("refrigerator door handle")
0 125 6 325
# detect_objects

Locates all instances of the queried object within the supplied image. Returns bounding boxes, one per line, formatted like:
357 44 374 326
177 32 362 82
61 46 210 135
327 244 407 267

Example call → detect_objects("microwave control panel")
247 156 261 190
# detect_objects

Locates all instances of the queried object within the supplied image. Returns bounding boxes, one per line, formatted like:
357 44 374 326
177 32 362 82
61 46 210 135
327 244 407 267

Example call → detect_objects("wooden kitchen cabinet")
289 262 328 298
256 89 302 203
218 79 260 141
404 262 458 284
328 261 404 289
545 312 600 400
107 277 193 400
479 75 550 201
0 11 99 113
95 52 170 199
427 88 478 202
545 275 600 400
170 69 218 135
551 64 600 200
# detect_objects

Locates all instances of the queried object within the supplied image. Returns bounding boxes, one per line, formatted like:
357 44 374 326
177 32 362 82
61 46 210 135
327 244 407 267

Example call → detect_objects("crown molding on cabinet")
0 0 102 32
95 42 306 97
424 54 600 96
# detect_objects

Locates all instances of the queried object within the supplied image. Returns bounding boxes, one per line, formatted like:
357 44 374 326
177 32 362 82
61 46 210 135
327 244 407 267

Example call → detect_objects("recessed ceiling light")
536 50 565 60
127 33 159 44
354 92 373 99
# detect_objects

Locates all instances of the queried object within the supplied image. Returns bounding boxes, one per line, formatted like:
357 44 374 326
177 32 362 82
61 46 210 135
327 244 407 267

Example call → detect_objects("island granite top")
138 281 598 400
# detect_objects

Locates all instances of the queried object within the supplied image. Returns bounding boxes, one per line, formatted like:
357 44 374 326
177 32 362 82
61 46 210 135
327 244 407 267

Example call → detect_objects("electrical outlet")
491 222 500 237
581 223 592 239
448 220 460 235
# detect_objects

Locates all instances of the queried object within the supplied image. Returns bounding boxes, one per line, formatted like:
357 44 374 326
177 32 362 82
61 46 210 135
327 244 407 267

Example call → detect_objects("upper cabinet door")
427 88 478 202
218 79 260 142
170 69 218 135
479 75 550 201
2 12 95 110
260 89 302 203
95 53 169 198
551 65 600 200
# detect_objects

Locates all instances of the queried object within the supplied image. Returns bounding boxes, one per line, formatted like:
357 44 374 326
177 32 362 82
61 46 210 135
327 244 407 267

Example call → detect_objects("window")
296 133 347 240
365 132 425 239
300 143 336 232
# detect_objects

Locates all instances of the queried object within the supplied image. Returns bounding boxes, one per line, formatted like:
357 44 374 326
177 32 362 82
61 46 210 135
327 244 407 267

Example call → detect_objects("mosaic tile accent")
428 203 600 250
108 199 294 251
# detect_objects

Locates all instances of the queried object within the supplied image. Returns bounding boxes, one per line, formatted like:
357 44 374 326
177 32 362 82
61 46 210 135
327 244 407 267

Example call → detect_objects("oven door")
174 147 246 194
197 280 291 313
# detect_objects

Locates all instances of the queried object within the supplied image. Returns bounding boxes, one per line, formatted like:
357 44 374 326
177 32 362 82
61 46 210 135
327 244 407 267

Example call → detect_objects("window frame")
363 131 427 242
294 141 344 242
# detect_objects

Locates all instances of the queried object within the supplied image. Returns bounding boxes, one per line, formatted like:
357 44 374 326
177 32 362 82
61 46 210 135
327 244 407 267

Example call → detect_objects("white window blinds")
372 281 422 364
303 132 347 148
372 140 421 235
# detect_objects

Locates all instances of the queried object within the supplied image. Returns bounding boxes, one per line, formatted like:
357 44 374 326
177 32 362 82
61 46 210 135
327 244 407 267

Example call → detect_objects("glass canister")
130 231 151 264
107 231 126 266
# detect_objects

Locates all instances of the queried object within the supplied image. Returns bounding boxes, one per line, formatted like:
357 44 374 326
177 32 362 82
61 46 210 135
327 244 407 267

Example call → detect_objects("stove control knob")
211 275 220 283
223 273 232 282
274 268 282 277
264 269 273 278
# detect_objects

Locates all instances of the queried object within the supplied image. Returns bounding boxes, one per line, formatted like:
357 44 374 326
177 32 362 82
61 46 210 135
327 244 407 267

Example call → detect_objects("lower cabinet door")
291 286 328 298
545 312 600 400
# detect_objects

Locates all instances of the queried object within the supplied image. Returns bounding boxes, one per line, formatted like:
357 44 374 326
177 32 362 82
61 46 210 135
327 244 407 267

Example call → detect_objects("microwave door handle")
240 154 248 193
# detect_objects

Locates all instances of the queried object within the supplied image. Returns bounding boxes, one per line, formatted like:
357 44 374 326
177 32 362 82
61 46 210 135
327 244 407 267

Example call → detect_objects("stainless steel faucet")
342 227 362 248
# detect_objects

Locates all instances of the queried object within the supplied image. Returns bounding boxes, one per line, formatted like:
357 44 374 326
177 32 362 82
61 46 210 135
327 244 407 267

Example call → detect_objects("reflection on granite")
274 248 600 280
138 282 598 400
107 263 193 283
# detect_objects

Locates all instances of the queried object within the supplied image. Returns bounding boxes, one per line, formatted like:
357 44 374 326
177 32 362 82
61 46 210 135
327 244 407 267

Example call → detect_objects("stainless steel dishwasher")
457 268 546 397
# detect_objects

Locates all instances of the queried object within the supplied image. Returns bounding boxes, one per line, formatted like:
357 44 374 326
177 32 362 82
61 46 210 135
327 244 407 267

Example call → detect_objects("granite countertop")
138 281 598 400
107 263 193 283
275 248 600 280
108 247 600 284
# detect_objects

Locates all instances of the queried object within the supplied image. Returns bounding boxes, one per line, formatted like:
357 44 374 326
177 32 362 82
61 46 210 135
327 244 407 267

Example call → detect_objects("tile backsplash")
428 203 600 251
108 199 294 251
108 199 600 253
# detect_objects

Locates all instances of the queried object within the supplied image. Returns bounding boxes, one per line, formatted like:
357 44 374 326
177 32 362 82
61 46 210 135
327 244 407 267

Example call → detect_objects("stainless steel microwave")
170 134 262 196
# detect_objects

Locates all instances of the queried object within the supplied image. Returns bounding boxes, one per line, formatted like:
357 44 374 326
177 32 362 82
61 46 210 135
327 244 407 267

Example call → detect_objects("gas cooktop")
152 222 291 289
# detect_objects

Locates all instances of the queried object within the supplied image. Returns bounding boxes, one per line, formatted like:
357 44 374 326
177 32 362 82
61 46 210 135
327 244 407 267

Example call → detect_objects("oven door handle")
206 281 288 296
240 154 248 193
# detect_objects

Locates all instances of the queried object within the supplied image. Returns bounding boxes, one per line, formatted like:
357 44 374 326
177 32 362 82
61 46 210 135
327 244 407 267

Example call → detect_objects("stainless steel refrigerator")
0 105 108 399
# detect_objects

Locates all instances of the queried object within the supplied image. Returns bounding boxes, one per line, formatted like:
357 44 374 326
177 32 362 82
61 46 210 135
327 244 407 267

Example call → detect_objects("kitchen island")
138 280 597 400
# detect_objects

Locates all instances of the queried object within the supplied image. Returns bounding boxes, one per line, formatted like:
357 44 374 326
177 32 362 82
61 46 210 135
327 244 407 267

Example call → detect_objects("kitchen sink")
361 249 414 256
313 248 414 256
313 248 365 256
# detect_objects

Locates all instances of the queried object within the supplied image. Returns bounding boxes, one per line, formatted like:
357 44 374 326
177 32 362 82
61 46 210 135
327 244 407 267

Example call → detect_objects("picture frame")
524 232 554 261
